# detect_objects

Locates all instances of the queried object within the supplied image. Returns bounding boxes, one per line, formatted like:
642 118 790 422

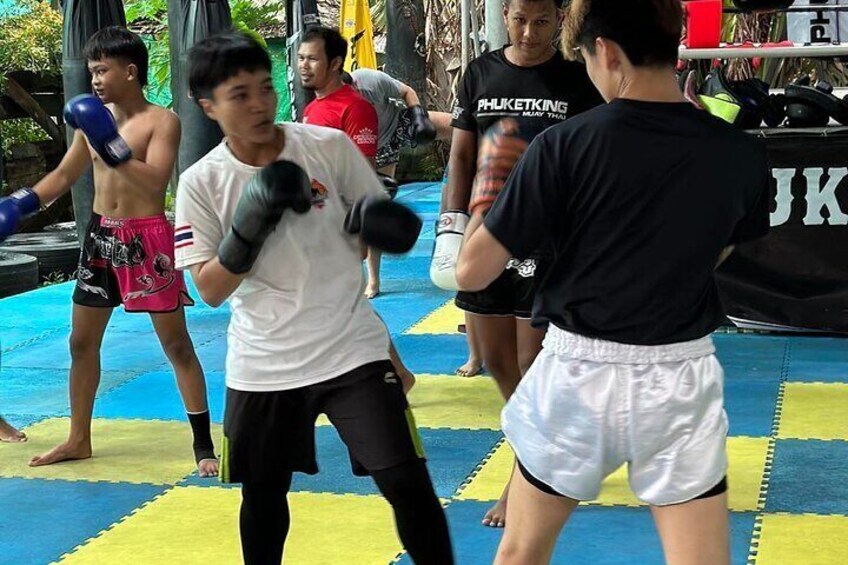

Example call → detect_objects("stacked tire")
0 231 80 282
0 251 39 298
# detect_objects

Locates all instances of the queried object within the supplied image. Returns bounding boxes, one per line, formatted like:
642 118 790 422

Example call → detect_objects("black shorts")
455 258 537 318
220 360 425 484
376 108 414 169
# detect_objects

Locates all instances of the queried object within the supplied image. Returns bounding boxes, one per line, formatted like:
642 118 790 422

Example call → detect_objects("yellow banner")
340 0 377 71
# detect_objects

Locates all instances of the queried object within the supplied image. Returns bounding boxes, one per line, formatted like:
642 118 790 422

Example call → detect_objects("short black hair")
84 26 149 87
503 0 564 9
188 32 272 101
563 0 682 67
301 27 348 71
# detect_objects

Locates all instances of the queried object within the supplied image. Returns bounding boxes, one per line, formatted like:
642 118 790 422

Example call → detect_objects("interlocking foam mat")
1 182 846 564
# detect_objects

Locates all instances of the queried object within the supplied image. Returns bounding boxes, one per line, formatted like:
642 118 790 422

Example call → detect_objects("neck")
616 67 686 103
504 44 555 67
316 78 344 99
110 89 148 117
227 126 286 167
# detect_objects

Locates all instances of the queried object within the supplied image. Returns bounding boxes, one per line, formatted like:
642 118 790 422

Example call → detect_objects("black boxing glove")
218 160 312 274
407 105 437 147
344 196 422 254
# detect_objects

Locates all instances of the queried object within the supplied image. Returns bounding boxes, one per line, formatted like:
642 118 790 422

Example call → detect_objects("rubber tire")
44 221 77 232
0 251 39 298
0 232 80 282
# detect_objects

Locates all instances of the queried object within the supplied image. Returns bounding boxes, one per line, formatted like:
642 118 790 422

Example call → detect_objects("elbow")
196 282 227 309
200 290 226 309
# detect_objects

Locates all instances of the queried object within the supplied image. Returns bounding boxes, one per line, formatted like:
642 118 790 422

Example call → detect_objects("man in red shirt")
299 27 379 168
298 27 416 393
299 27 391 300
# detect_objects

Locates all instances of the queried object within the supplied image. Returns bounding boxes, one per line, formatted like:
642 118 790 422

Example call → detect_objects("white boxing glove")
429 210 470 291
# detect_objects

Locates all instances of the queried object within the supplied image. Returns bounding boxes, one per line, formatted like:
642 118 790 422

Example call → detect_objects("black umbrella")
61 0 126 242
170 0 232 176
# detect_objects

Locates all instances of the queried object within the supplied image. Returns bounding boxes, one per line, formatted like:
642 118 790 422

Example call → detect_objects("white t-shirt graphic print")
175 124 390 391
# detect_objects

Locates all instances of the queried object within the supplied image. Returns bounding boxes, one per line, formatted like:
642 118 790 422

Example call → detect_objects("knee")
160 333 196 366
481 352 513 381
495 541 545 565
68 331 99 359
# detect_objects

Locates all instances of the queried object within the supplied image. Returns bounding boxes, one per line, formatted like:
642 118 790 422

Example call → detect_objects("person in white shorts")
455 0 771 563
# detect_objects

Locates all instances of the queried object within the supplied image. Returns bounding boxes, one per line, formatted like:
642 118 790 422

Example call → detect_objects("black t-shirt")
484 99 771 345
451 48 603 136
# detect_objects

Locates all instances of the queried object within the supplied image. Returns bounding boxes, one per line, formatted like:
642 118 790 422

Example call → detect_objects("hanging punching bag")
61 0 126 243
170 0 232 176
286 0 321 121
385 0 427 105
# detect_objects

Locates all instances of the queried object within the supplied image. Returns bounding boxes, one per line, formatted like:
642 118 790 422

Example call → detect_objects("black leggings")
239 460 453 565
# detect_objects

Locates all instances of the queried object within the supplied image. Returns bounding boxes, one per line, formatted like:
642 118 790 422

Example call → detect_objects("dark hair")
188 32 272 101
341 71 354 85
301 27 348 71
503 0 564 9
563 0 682 67
84 26 149 87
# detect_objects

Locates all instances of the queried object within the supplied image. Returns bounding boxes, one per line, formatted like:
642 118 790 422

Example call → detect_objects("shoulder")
147 105 180 128
286 122 351 151
179 142 229 189
346 94 377 118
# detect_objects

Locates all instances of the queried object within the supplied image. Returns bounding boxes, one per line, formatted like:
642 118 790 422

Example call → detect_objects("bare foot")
29 439 92 467
456 358 483 377
198 457 219 478
364 284 380 299
482 485 509 528
0 417 27 443
398 368 416 395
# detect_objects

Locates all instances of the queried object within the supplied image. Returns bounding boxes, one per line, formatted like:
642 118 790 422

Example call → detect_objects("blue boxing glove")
0 188 41 242
64 94 132 167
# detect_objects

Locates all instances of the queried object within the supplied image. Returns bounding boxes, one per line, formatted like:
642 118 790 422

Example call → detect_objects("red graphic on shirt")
311 179 329 209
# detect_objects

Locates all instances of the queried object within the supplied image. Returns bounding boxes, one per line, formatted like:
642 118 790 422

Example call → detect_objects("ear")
596 37 618 71
126 63 138 83
502 4 509 25
197 97 217 120
332 56 344 74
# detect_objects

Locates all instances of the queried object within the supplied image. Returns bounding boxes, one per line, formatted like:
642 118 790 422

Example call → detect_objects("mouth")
254 120 273 130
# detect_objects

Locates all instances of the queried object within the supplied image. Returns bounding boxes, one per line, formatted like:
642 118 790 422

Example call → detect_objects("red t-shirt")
303 84 378 158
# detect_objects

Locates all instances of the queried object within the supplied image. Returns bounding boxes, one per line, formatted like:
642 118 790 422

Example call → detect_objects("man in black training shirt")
428 0 603 528
457 0 770 563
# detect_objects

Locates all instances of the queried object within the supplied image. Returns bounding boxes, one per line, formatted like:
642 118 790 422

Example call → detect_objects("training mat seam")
747 339 792 564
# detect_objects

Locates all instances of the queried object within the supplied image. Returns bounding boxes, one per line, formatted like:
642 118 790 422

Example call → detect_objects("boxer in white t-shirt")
176 32 453 565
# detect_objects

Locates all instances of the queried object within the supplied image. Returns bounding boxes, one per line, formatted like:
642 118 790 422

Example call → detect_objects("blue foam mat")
1 367 143 420
396 502 756 565
766 439 848 515
0 478 166 565
94 370 227 423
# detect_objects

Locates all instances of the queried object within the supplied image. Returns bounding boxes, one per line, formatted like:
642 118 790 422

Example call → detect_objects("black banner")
717 127 848 333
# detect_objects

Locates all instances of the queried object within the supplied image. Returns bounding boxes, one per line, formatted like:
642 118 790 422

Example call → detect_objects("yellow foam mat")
58 486 402 565
0 418 222 485
406 301 463 335
778 383 848 440
458 437 768 511
755 513 848 565
317 374 504 430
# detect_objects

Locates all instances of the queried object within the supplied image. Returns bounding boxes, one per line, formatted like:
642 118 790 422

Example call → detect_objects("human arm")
457 133 557 291
111 112 180 194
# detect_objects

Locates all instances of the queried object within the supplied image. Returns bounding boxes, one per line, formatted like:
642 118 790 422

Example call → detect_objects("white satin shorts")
502 325 728 506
